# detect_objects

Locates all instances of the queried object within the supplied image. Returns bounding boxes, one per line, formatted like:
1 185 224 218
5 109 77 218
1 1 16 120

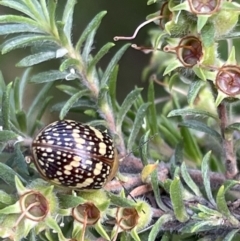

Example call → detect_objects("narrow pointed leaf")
201 151 215 205
101 44 130 87
197 15 210 33
2 35 54 54
16 51 56 67
151 169 169 211
27 82 53 119
48 0 57 31
30 96 53 135
56 85 79 96
0 162 26 186
108 193 135 207
179 120 222 142
16 110 27 133
87 42 115 74
148 214 172 241
40 0 50 22
76 11 107 51
0 23 44 35
127 103 150 151
59 90 88 120
2 82 12 130
58 194 85 209
170 177 189 222
147 81 158 134
0 1 36 19
168 108 218 120
82 29 96 62
187 80 205 106
108 65 119 111
163 60 182 76
223 229 239 241
181 162 202 196
62 0 76 42
0 15 39 26
116 88 142 130
201 23 215 47
31 70 68 83
59 58 80 72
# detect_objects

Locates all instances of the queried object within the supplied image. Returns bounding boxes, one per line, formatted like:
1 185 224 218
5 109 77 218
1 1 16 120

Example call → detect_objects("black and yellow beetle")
31 120 118 190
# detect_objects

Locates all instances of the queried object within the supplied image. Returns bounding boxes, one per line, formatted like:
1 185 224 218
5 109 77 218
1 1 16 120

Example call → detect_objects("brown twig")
218 102 238 179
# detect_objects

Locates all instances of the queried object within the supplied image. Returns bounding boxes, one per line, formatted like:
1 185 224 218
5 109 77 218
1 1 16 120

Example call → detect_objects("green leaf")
31 70 68 83
226 123 240 132
108 65 119 112
170 177 189 222
1 35 54 54
0 14 39 26
56 84 79 96
0 1 37 19
180 126 202 165
187 80 205 106
0 190 14 204
59 58 80 72
201 23 215 47
2 82 12 130
148 214 172 241
16 51 56 67
127 103 150 151
16 110 27 133
108 192 135 207
216 181 239 225
39 0 50 23
223 229 239 241
81 29 96 63
48 0 57 31
29 96 53 135
116 88 142 131
101 43 130 87
139 130 150 166
163 60 182 76
0 162 26 186
151 169 169 211
76 11 107 51
197 15 210 33
179 120 222 142
201 151 215 205
168 108 218 120
0 23 44 35
62 0 77 42
181 162 202 196
87 42 115 74
27 82 53 120
56 21 70 47
147 81 158 134
0 130 18 142
58 194 85 209
59 90 88 120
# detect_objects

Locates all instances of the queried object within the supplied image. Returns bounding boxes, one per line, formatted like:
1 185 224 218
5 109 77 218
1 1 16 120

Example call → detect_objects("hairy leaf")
187 80 205 106
31 70 68 83
201 151 215 205
116 88 142 131
59 90 89 119
2 82 12 130
101 43 130 87
170 177 189 222
76 11 107 51
127 103 150 151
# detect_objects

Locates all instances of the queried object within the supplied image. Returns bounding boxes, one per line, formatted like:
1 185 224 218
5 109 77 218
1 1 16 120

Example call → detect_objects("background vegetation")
0 0 240 241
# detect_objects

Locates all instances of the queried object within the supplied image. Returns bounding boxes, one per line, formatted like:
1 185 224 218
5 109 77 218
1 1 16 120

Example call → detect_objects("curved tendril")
114 16 163 41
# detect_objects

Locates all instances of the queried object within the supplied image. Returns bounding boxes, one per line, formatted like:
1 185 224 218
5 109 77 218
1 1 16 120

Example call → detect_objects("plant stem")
218 102 238 179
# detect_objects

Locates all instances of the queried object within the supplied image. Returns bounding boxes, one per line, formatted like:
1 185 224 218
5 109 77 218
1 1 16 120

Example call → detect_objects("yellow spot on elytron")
85 160 93 165
57 171 63 176
70 160 80 167
94 162 103 175
90 126 104 140
76 178 94 188
73 156 81 162
64 165 73 171
76 143 84 149
74 137 86 144
98 142 107 155
47 158 54 162
64 170 71 175
72 132 80 138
